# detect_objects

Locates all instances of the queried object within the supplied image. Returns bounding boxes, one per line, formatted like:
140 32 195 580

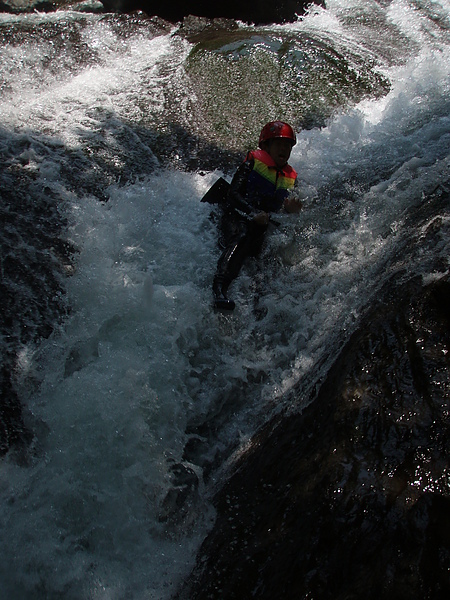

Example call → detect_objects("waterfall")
0 1 449 597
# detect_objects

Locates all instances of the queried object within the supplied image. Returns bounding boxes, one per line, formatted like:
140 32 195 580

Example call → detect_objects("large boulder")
178 271 450 599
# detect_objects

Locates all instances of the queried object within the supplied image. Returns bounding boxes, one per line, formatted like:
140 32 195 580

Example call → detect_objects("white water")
1 1 449 598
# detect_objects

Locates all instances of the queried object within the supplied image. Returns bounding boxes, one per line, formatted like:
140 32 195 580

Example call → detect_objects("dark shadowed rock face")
179 274 450 600
0 0 325 24
100 0 324 24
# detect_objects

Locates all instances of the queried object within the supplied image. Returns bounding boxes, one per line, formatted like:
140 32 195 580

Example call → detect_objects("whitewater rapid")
0 1 449 598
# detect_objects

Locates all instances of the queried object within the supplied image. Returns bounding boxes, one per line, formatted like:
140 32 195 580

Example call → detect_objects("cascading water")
0 1 449 598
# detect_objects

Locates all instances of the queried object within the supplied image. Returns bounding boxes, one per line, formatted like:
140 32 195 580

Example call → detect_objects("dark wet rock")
0 366 32 455
0 136 74 456
179 274 450 599
0 0 325 24
100 0 325 24
159 460 201 525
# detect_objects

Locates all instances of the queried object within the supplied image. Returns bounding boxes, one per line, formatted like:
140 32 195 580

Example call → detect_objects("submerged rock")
179 273 450 599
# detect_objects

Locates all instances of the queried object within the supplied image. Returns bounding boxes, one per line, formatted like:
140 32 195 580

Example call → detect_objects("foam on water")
1 1 449 598
0 11 189 146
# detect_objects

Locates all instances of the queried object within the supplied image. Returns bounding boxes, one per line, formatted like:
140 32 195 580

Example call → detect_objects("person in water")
213 120 301 310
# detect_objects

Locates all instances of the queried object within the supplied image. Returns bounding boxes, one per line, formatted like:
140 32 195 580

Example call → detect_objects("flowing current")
0 1 449 598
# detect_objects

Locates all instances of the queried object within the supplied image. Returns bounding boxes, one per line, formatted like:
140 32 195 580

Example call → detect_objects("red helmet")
259 121 296 147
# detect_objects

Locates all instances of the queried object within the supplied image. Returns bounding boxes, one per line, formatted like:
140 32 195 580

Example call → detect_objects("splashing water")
0 1 449 597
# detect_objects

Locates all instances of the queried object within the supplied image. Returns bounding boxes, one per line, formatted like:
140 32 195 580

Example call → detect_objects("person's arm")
228 159 270 224
227 160 255 215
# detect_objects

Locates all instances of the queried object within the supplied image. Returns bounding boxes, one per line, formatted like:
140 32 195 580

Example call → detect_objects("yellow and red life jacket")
245 149 297 212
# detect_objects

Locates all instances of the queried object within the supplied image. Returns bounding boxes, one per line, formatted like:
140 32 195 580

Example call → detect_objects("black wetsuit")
213 154 296 309
215 160 267 288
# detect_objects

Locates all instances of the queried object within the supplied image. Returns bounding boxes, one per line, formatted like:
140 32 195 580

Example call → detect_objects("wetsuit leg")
213 217 267 310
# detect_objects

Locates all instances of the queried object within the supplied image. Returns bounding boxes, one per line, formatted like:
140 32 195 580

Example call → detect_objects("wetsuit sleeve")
227 159 257 216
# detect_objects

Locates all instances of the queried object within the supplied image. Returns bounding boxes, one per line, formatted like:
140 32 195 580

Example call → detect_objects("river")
0 1 449 598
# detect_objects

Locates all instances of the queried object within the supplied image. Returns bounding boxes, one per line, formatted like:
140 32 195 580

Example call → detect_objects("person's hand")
283 197 302 213
253 211 270 225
